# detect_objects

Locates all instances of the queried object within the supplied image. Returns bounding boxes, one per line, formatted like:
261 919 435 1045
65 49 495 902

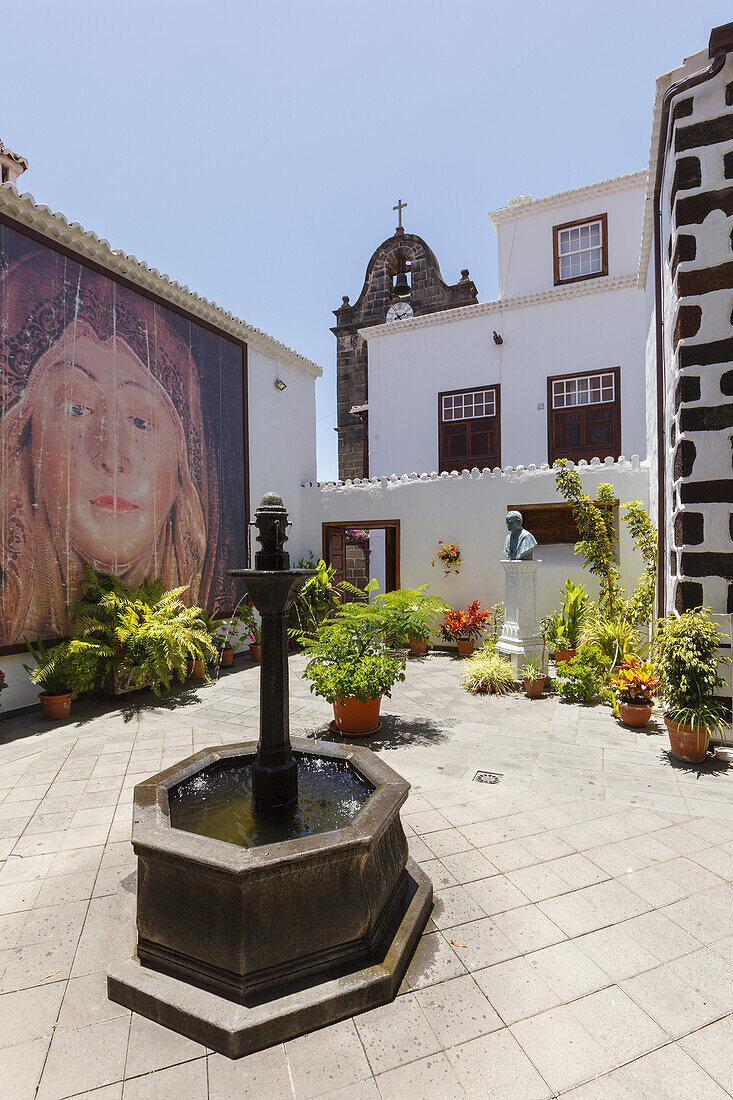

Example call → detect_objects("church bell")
392 272 411 299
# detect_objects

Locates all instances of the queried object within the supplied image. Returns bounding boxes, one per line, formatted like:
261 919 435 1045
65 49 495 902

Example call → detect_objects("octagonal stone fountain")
107 493 432 1058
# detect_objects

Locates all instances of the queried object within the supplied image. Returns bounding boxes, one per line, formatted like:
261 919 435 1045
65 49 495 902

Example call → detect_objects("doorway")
323 521 400 596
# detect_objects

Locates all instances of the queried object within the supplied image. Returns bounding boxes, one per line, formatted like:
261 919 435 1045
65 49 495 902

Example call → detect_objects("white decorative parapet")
495 560 543 674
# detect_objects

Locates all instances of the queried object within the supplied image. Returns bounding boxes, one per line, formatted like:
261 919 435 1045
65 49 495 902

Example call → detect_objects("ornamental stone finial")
253 492 290 570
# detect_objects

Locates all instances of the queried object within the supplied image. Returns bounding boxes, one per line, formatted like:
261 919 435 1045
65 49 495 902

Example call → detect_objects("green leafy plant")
554 462 658 626
198 610 234 654
289 559 340 640
521 659 544 681
544 580 591 652
554 644 613 705
301 593 406 704
24 636 99 698
71 566 215 694
579 612 641 668
236 600 262 645
652 607 729 735
462 644 516 695
0 669 6 705
372 586 448 647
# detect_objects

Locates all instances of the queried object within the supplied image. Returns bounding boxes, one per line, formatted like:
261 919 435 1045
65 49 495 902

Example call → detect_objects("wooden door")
325 527 347 586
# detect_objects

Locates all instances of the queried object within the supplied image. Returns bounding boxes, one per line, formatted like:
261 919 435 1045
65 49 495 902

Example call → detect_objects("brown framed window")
547 367 620 464
553 213 608 285
438 385 501 473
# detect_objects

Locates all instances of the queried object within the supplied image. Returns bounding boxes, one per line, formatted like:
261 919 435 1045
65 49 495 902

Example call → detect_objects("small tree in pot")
652 607 729 762
301 596 406 736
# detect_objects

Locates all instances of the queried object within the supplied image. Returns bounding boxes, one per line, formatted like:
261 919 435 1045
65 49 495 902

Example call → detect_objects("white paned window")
442 388 496 421
557 219 604 281
552 372 615 409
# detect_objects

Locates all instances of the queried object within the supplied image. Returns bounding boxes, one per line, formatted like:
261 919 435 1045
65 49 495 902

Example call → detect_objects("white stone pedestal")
495 560 543 674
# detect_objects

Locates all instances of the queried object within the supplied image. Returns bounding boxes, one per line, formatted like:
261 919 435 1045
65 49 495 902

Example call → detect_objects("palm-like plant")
372 586 448 647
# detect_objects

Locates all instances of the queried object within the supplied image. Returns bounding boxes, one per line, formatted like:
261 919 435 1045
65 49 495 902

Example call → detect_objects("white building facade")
363 172 648 476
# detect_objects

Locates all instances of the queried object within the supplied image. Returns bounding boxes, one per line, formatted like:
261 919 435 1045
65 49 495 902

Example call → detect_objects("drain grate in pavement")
474 770 503 784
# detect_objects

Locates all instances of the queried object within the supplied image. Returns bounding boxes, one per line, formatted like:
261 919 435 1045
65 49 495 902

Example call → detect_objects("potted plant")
610 655 659 727
373 585 448 654
237 600 262 661
23 637 99 719
301 602 406 735
652 607 729 762
431 539 463 577
546 580 591 662
521 658 546 698
441 600 493 656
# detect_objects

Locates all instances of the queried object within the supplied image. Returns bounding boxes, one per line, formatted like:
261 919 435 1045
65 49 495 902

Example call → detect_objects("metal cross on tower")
393 198 407 228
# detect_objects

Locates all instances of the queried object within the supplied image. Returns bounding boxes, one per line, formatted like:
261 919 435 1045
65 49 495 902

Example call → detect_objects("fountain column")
228 493 315 811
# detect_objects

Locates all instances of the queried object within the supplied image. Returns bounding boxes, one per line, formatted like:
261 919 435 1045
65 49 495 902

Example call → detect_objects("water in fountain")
169 754 373 847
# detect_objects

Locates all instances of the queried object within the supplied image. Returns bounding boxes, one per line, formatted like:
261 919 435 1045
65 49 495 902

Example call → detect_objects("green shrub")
462 645 516 695
579 613 641 667
555 644 613 705
652 607 729 734
289 559 341 640
71 566 215 695
543 580 591 651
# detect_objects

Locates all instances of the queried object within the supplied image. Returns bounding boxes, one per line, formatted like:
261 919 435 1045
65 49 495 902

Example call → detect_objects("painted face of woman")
30 327 179 568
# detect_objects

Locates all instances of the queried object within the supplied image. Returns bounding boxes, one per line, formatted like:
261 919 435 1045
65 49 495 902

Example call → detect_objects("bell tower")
332 204 478 481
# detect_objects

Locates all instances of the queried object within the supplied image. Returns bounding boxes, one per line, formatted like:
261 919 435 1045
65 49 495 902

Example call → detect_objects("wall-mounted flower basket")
431 540 463 576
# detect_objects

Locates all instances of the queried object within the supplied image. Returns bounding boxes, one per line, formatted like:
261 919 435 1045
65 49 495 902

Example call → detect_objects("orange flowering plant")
441 601 494 642
610 655 659 706
431 540 463 576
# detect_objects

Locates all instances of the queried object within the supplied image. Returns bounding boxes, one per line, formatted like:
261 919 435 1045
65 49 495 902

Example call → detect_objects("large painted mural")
0 222 248 647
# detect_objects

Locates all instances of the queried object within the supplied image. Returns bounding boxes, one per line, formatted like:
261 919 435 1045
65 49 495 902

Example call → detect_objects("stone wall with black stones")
661 50 733 617
332 229 478 482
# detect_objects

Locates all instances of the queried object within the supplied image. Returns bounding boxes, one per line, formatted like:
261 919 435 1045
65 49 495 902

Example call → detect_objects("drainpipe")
653 25 732 618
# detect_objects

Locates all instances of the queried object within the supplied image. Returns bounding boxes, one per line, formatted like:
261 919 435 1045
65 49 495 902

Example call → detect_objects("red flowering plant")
441 601 493 642
0 669 7 706
431 540 463 576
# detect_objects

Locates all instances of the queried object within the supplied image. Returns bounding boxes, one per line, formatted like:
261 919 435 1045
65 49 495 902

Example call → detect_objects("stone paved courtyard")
2 652 733 1098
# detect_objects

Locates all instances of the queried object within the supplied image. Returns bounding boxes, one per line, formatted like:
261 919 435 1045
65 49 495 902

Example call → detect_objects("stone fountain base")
106 738 432 1058
108 858 431 1057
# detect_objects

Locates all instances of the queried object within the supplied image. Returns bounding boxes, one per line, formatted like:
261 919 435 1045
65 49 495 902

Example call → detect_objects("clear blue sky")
3 1 729 480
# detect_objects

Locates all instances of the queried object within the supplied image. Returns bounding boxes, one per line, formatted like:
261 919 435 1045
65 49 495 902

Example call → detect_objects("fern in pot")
373 585 448 654
652 607 729 763
24 637 99 719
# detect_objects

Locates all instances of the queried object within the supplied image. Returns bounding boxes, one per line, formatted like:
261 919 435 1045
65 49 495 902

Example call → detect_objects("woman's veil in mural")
0 225 247 646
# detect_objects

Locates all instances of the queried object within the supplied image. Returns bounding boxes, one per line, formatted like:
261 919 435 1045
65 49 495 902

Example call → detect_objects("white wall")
367 285 647 476
495 178 646 299
247 347 317 563
303 458 651 628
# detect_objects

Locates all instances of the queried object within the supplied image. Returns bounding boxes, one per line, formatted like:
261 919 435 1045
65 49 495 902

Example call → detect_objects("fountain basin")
107 738 432 1056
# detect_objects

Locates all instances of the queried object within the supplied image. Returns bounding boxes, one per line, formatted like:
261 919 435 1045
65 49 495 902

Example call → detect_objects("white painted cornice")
0 183 323 378
360 272 640 339
488 171 647 228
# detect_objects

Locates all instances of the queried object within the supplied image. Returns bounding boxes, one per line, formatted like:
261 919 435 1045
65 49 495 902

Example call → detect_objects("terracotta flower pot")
524 676 546 698
187 659 204 680
40 692 72 720
409 637 428 655
619 701 653 728
332 695 382 736
664 716 711 763
456 638 475 657
554 648 576 664
249 645 261 662
221 648 234 667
